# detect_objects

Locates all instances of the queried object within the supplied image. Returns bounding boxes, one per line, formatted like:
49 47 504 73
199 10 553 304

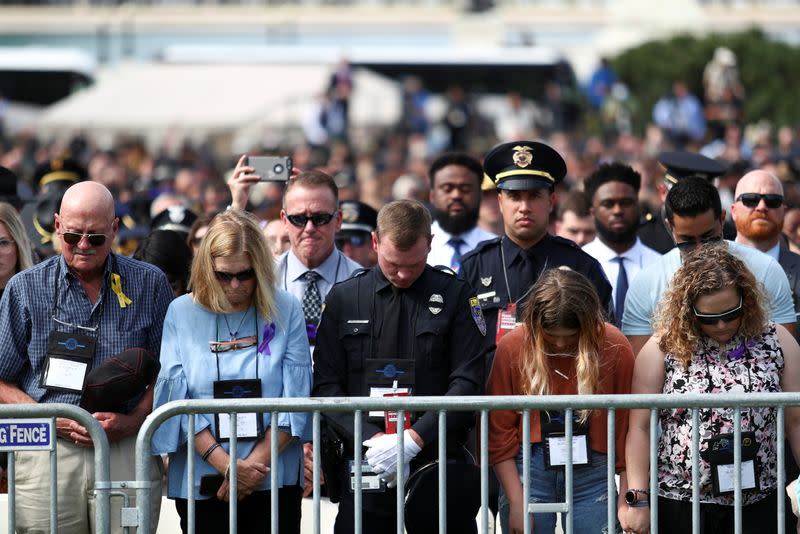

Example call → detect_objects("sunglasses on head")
286 212 335 228
60 232 108 247
208 336 258 353
675 235 723 252
214 268 256 283
736 193 784 209
693 296 744 325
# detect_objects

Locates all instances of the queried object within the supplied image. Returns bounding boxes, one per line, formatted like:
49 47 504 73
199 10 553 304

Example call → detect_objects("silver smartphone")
247 156 292 182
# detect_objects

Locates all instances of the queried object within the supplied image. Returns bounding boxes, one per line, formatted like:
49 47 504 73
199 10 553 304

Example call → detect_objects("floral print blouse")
658 322 783 505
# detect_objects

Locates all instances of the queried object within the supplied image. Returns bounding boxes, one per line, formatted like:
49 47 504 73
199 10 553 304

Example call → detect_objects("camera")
247 156 292 182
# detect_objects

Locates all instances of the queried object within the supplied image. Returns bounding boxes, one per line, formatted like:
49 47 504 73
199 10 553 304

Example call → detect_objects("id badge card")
541 411 590 470
496 303 520 344
40 330 97 393
213 379 263 441
349 459 385 493
706 430 760 496
364 358 415 419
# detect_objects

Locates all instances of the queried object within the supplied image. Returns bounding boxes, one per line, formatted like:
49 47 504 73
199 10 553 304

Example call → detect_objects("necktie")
613 256 628 327
448 237 466 272
302 271 323 326
378 285 404 358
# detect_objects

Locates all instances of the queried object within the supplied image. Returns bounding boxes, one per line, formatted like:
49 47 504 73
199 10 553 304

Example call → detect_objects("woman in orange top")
487 267 634 534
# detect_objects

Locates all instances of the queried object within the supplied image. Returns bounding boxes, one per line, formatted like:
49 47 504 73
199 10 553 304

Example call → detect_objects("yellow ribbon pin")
110 273 133 308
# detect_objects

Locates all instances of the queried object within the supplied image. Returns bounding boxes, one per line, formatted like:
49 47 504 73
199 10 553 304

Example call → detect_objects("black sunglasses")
736 193 784 209
214 268 256 283
336 234 369 248
693 297 744 325
60 232 108 247
286 212 335 228
675 235 723 252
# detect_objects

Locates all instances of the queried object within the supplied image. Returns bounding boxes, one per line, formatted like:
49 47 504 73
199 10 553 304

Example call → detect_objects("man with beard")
731 168 800 534
732 169 800 330
582 163 661 327
427 153 496 272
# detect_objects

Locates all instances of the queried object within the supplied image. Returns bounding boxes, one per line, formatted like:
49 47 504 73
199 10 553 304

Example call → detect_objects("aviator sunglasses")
736 193 784 209
286 212 335 228
214 268 256 283
59 232 108 247
692 296 744 325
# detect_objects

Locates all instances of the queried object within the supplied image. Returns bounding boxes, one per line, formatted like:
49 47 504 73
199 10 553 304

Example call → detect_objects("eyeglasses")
336 234 369 248
286 212 335 228
214 269 256 283
675 235 723 252
0 238 15 250
736 193 784 209
693 297 744 325
52 315 99 333
208 336 257 353
60 232 108 247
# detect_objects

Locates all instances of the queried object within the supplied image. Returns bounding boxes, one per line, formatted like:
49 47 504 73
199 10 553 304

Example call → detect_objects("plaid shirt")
0 253 173 407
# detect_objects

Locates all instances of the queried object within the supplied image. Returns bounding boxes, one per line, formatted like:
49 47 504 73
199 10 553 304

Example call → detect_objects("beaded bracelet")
201 442 221 462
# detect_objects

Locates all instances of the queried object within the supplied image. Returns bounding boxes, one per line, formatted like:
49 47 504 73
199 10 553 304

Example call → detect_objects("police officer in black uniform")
312 199 485 534
460 141 613 361
638 150 729 253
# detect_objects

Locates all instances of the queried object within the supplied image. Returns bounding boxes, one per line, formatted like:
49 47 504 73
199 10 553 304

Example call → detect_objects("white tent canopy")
37 62 401 144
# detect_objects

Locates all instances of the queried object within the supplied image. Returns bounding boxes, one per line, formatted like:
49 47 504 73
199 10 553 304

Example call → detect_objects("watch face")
625 490 637 505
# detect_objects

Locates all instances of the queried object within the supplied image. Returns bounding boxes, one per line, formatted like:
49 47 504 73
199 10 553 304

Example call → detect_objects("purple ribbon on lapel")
258 323 276 355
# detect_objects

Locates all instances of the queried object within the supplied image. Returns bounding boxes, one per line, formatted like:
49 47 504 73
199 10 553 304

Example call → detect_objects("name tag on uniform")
349 459 385 493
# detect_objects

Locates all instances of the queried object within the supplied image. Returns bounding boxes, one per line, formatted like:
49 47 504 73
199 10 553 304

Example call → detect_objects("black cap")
33 158 87 191
22 185 70 253
0 166 21 209
339 200 377 234
80 348 161 413
150 205 197 235
483 141 567 191
658 151 728 185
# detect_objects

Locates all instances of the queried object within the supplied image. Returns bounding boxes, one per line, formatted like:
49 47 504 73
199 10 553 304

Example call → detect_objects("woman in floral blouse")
624 245 800 534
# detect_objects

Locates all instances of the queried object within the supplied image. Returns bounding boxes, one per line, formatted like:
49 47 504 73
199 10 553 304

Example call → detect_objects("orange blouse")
486 323 634 472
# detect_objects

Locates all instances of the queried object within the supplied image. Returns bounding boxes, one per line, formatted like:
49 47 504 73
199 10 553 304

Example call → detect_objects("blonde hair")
655 244 767 368
189 209 277 321
519 268 605 423
0 202 33 273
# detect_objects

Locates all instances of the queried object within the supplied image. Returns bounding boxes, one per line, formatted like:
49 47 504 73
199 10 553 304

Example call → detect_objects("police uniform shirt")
460 233 614 350
311 264 486 448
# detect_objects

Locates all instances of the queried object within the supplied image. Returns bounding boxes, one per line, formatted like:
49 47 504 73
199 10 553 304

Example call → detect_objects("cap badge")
341 203 358 223
512 146 533 168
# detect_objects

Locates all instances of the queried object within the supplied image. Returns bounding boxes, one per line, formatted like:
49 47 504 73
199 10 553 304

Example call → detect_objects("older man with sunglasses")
732 170 800 329
0 181 173 533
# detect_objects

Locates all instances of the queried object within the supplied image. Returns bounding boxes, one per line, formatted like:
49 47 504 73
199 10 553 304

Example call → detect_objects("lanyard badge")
540 410 590 470
41 331 97 393
703 430 760 496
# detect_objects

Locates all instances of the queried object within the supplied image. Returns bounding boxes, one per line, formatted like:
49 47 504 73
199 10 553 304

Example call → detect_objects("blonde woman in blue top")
152 209 311 534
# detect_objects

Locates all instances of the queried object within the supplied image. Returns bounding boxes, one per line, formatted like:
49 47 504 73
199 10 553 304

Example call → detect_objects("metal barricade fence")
134 393 800 534
0 403 111 534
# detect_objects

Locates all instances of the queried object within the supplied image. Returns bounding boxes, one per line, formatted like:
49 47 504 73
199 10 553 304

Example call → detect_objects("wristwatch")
624 488 649 506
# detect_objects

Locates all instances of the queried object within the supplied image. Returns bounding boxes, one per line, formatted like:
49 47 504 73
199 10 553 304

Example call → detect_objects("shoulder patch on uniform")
351 268 370 278
433 265 456 276
469 296 487 336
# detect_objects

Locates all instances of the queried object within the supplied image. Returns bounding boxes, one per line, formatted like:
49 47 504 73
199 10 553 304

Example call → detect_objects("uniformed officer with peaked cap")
638 150 729 253
460 140 613 364
313 199 485 533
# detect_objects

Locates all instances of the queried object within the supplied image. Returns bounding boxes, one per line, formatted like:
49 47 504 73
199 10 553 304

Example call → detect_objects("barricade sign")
0 418 54 451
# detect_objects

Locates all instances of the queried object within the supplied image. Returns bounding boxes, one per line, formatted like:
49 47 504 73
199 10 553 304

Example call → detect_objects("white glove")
382 461 411 489
363 430 422 478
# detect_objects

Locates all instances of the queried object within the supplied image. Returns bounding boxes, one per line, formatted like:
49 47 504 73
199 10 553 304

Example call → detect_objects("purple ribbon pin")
258 323 276 355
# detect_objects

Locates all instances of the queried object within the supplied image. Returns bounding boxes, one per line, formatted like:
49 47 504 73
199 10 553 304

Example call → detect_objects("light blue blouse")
151 290 311 499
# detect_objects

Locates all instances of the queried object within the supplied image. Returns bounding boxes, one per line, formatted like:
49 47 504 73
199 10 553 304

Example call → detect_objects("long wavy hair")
654 244 767 368
519 267 605 423
189 208 277 321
